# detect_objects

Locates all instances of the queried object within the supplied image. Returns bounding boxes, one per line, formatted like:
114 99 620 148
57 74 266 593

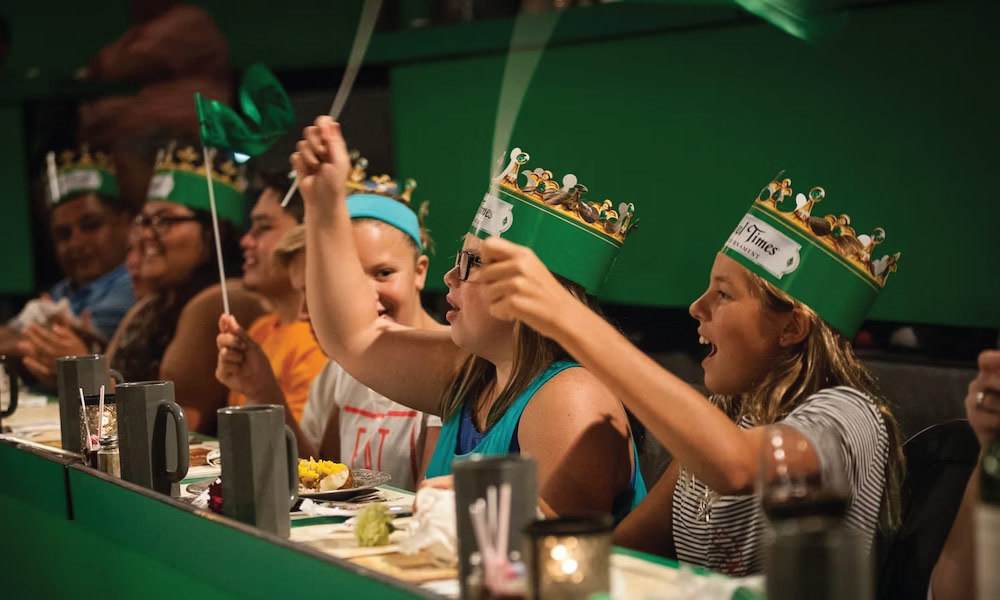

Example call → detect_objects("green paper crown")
469 147 637 293
346 150 418 205
147 143 245 225
45 146 119 207
721 172 901 338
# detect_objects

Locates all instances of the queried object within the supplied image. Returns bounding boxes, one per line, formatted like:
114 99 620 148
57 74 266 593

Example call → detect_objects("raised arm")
291 117 464 416
478 237 808 494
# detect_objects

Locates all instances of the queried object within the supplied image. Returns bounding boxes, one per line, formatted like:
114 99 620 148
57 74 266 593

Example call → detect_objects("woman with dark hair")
108 144 266 433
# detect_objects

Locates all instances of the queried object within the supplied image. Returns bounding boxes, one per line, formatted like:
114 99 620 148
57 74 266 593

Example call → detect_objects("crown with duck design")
147 142 245 225
345 150 417 205
721 171 901 337
344 151 428 253
44 145 119 207
469 147 637 293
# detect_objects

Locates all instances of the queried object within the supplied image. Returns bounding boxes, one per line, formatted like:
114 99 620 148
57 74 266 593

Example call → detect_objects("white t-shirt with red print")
301 360 442 491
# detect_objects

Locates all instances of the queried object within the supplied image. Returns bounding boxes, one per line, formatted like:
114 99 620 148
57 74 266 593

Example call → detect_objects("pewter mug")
117 381 189 495
217 405 297 538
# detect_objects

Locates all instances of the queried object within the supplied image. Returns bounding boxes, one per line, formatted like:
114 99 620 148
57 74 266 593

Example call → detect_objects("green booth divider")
0 440 73 518
65 465 435 599
0 442 435 599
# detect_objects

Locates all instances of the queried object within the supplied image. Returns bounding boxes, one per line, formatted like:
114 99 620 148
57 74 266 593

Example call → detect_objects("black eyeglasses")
134 214 200 237
454 251 482 281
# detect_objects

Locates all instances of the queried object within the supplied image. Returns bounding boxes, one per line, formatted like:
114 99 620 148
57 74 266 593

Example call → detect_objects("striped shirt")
672 386 889 576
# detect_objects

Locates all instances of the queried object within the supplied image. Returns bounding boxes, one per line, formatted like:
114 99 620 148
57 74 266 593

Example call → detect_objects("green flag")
196 64 294 155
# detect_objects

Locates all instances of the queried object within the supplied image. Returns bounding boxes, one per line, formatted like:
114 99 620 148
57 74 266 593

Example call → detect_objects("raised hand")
967 349 1000 448
290 116 352 209
478 236 579 340
215 314 281 402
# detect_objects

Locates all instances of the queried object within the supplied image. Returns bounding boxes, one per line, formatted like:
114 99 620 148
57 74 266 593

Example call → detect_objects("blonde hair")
439 277 592 428
716 271 904 533
273 225 305 268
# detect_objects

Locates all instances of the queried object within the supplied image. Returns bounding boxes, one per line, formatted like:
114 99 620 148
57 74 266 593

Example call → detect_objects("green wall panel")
391 0 999 328
0 107 35 294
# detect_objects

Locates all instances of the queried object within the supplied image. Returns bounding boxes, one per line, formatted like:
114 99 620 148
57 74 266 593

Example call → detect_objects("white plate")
186 469 392 501
298 469 392 500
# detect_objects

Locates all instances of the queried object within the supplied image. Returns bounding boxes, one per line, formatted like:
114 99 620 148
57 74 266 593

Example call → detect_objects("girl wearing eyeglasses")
107 144 266 434
292 117 645 521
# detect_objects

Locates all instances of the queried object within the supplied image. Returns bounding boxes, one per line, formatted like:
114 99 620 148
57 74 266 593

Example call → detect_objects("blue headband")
347 194 423 252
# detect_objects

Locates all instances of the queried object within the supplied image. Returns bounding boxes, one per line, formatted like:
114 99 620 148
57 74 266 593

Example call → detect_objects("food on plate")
298 457 353 491
189 446 210 467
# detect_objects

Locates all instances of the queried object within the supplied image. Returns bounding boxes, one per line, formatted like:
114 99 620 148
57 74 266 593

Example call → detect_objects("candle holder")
523 514 613 600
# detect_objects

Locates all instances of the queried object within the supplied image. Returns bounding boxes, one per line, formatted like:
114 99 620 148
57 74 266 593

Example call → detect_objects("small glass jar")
524 515 613 600
97 434 121 477
79 393 117 466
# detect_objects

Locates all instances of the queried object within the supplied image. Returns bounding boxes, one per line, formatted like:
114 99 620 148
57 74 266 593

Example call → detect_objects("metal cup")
117 381 189 496
0 354 18 430
453 454 538 599
217 405 298 538
56 354 122 452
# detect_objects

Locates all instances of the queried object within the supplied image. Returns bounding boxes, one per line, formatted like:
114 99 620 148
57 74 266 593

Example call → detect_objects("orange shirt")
227 313 327 422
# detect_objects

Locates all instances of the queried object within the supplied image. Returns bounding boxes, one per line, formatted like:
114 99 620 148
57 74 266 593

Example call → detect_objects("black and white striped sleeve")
781 386 889 537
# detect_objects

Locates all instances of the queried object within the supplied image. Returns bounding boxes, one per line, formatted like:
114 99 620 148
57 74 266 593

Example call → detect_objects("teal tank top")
426 360 647 523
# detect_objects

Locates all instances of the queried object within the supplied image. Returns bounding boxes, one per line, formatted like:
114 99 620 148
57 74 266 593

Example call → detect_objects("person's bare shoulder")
520 366 629 440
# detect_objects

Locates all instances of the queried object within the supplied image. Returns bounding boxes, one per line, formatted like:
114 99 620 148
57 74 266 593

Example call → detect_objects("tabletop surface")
1 400 763 600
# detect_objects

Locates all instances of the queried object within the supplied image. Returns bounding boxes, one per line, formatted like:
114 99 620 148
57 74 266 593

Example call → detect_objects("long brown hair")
439 277 593 429
715 272 904 533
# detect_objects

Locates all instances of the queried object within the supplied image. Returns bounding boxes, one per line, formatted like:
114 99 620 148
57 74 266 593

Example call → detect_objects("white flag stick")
282 0 383 207
489 9 562 182
202 146 231 315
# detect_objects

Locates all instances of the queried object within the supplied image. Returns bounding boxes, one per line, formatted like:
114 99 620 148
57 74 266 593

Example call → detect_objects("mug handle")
285 424 298 508
0 356 18 419
158 401 190 483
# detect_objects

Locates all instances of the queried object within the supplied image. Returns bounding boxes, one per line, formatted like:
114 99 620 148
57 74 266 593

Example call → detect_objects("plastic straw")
469 499 496 564
97 385 105 439
487 485 498 548
497 483 512 557
78 388 92 452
